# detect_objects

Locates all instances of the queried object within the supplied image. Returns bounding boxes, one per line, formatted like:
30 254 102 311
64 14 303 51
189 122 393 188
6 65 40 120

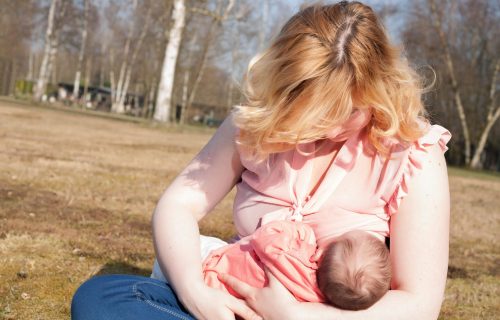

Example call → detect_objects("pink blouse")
233 124 451 248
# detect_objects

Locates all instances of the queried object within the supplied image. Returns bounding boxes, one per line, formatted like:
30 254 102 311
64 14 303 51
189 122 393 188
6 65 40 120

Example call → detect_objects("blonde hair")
233 1 428 160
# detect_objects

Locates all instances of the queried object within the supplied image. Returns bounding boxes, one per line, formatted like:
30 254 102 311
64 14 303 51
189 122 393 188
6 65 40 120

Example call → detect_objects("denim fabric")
71 274 195 320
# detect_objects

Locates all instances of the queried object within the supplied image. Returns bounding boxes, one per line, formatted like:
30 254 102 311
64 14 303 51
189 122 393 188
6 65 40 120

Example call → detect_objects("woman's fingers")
217 275 262 320
226 295 262 320
218 273 256 299
311 247 324 262
264 267 278 286
263 267 295 299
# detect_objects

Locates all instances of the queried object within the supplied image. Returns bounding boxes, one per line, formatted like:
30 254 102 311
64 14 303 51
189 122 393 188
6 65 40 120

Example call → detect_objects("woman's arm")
223 143 450 320
152 115 260 320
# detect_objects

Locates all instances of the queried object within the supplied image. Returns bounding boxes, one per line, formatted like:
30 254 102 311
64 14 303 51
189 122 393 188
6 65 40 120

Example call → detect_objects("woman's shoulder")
378 122 452 216
382 120 451 154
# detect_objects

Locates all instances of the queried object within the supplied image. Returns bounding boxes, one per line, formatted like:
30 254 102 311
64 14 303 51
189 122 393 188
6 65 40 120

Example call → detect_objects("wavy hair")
233 1 429 160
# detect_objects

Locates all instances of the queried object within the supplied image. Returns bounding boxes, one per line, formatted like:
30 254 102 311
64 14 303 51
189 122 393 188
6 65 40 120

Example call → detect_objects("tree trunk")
227 13 240 113
178 33 198 124
117 8 152 113
112 0 138 113
34 0 59 101
72 0 90 101
83 56 91 107
99 43 105 88
50 50 57 85
183 0 234 122
154 0 186 122
180 70 190 123
147 81 156 118
470 60 500 169
184 16 219 122
109 48 116 102
429 0 472 165
27 51 34 81
470 109 500 169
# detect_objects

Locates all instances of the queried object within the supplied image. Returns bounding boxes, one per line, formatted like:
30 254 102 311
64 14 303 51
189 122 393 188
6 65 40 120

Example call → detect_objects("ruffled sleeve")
384 125 452 216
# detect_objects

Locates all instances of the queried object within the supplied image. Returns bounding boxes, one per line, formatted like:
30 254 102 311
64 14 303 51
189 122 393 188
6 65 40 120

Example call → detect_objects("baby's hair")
317 231 391 310
234 1 429 161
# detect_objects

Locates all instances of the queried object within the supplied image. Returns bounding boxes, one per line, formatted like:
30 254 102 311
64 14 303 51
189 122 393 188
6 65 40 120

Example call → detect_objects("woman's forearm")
152 191 206 298
292 289 443 320
152 115 243 300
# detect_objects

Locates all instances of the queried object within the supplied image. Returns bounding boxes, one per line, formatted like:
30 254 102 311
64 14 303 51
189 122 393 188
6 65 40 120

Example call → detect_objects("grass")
0 98 499 319
447 166 500 181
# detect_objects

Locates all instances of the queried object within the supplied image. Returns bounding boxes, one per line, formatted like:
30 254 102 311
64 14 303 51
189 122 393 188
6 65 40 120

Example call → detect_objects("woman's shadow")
95 261 152 277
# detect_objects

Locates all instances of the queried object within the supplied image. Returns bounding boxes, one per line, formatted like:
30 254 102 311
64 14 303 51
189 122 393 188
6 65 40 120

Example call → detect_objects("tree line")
0 0 498 170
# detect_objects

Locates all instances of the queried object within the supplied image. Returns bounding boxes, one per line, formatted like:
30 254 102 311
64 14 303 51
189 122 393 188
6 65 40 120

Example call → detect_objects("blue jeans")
71 274 195 320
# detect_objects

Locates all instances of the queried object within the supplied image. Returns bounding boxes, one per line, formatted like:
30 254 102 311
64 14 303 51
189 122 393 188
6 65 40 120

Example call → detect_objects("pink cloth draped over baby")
232 109 452 248
203 220 325 302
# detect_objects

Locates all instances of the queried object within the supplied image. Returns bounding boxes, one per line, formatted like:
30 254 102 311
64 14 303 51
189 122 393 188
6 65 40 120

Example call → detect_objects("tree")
181 0 236 124
34 0 68 101
72 0 90 101
403 0 499 169
154 0 187 122
428 0 500 169
111 0 138 113
428 0 472 165
112 5 154 113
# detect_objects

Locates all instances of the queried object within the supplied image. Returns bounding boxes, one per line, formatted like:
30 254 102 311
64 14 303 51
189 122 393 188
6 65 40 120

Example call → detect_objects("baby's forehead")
337 230 374 241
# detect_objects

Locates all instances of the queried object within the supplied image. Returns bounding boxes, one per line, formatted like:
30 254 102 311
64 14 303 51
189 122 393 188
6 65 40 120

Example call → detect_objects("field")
0 98 498 319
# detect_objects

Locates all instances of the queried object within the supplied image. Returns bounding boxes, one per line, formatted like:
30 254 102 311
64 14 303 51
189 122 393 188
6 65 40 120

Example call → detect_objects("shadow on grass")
95 261 152 277
448 265 469 279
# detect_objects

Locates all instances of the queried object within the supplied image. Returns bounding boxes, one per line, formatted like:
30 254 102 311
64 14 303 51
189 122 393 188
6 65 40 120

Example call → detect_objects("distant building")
175 101 228 126
57 82 143 112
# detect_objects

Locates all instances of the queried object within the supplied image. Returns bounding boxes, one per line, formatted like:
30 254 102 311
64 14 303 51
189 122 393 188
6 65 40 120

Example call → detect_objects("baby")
203 220 391 310
152 220 391 310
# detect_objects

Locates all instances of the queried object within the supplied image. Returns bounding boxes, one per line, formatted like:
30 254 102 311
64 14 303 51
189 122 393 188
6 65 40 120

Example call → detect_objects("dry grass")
0 98 498 319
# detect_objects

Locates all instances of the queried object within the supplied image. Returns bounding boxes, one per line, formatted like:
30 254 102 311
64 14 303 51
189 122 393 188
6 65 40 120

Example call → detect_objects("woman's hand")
218 268 303 320
180 281 262 320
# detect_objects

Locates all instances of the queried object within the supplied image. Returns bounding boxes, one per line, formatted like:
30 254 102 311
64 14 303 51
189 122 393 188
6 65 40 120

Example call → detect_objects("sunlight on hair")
233 1 429 161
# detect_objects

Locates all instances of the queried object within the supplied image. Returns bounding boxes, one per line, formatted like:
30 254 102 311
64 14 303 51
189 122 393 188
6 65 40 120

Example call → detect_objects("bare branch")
188 6 220 20
221 0 235 20
487 59 499 121
189 0 236 22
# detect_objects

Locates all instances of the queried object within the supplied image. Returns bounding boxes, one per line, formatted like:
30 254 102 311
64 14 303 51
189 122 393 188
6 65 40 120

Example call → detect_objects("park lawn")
0 99 499 319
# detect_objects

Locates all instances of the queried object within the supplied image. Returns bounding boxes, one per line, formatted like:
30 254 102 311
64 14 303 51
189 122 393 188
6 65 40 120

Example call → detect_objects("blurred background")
0 0 498 170
0 1 498 319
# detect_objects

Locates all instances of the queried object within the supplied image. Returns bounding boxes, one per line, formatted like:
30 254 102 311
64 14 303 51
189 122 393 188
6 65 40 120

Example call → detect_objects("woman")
72 2 451 319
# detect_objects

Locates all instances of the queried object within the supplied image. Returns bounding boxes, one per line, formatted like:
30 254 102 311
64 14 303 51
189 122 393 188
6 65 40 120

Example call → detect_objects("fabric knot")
289 202 304 222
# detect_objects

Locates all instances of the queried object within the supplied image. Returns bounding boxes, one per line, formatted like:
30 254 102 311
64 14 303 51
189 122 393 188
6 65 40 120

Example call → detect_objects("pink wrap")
202 220 325 302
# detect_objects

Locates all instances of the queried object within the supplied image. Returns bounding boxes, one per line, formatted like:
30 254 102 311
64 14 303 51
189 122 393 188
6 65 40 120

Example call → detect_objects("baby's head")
317 230 391 310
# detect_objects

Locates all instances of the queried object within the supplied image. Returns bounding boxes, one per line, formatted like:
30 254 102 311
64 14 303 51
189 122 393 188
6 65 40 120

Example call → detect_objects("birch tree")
111 0 138 113
428 0 499 168
34 0 58 101
154 0 186 122
34 0 68 101
470 60 499 168
428 0 472 165
72 0 90 101
226 19 239 112
181 0 235 124
179 33 198 124
114 7 153 113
